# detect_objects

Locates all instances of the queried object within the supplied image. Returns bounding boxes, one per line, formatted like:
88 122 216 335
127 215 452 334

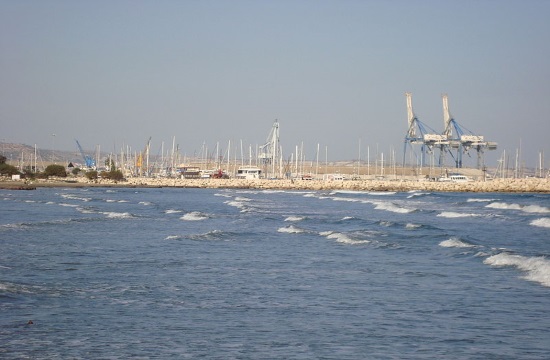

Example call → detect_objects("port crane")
258 120 282 178
441 94 497 168
74 139 96 169
402 92 447 169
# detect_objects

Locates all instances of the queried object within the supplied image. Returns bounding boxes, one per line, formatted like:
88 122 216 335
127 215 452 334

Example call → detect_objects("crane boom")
75 139 96 168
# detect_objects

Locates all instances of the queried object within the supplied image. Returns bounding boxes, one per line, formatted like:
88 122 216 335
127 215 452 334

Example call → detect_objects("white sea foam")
303 193 316 198
278 225 305 234
368 191 396 196
323 231 370 245
405 223 421 229
486 202 550 213
484 253 550 287
437 211 481 218
188 230 226 241
467 198 497 202
439 237 475 248
225 200 246 210
372 201 414 214
407 192 430 198
60 194 91 202
531 218 550 228
341 216 355 221
522 205 550 213
181 211 209 221
284 216 304 222
0 223 27 230
139 201 152 206
486 202 522 210
59 203 79 207
332 196 360 203
103 212 134 219
165 209 182 214
76 207 96 214
234 196 251 202
165 235 182 240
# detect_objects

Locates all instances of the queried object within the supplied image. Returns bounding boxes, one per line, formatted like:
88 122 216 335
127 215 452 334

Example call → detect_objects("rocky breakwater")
123 177 550 193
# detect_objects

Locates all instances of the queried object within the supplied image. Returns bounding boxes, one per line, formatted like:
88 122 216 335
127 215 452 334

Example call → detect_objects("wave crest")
181 211 209 221
439 237 475 248
278 225 305 234
484 253 550 287
531 218 550 228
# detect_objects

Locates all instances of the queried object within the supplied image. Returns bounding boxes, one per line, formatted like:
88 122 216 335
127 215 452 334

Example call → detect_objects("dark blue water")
1 187 549 359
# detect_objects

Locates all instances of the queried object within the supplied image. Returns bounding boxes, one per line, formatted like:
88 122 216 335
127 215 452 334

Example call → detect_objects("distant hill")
0 142 91 167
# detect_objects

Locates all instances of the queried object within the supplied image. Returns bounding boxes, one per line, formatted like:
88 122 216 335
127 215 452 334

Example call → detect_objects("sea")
1 186 549 359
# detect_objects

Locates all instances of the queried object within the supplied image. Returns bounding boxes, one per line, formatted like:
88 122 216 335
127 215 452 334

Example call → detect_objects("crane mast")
405 92 416 138
442 94 453 139
259 120 281 178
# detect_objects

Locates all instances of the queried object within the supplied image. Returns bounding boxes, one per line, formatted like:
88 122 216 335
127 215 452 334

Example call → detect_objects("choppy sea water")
1 187 549 359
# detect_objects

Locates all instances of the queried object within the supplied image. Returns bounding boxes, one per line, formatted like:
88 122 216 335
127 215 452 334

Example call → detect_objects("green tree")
0 163 20 176
72 167 81 176
44 164 67 177
0 155 7 164
105 158 115 171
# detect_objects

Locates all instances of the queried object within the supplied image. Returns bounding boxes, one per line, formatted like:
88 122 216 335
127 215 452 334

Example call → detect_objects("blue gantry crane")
402 92 448 169
75 139 96 169
441 94 497 169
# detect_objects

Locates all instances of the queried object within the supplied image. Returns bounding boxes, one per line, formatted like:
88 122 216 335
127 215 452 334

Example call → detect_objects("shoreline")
1 177 550 193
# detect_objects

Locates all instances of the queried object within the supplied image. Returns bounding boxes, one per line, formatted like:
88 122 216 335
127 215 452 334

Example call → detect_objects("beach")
2 176 549 193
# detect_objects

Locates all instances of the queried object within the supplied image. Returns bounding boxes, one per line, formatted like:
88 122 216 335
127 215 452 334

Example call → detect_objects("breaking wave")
486 202 550 213
531 218 550 228
319 231 370 245
103 212 134 219
165 209 182 214
407 192 431 198
484 253 550 287
439 237 476 248
284 216 304 222
181 211 209 221
372 201 415 214
437 212 481 218
467 198 497 202
278 225 305 234
60 194 91 202
188 230 227 241
225 200 248 211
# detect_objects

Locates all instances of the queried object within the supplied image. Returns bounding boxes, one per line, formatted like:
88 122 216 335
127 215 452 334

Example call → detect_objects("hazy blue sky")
1 0 549 168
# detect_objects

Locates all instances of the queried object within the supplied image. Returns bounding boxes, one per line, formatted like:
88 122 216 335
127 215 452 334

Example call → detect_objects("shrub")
98 170 125 181
85 170 98 180
44 164 67 177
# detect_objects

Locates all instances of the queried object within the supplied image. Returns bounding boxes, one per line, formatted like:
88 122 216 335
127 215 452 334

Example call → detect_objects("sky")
1 0 549 169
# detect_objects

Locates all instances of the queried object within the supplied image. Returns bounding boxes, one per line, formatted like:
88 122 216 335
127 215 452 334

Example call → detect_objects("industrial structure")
258 120 282 178
403 93 497 170
74 139 96 169
440 94 497 169
402 92 447 169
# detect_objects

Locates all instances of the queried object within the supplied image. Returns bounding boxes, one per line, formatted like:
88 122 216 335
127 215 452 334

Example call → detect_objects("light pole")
51 134 56 164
